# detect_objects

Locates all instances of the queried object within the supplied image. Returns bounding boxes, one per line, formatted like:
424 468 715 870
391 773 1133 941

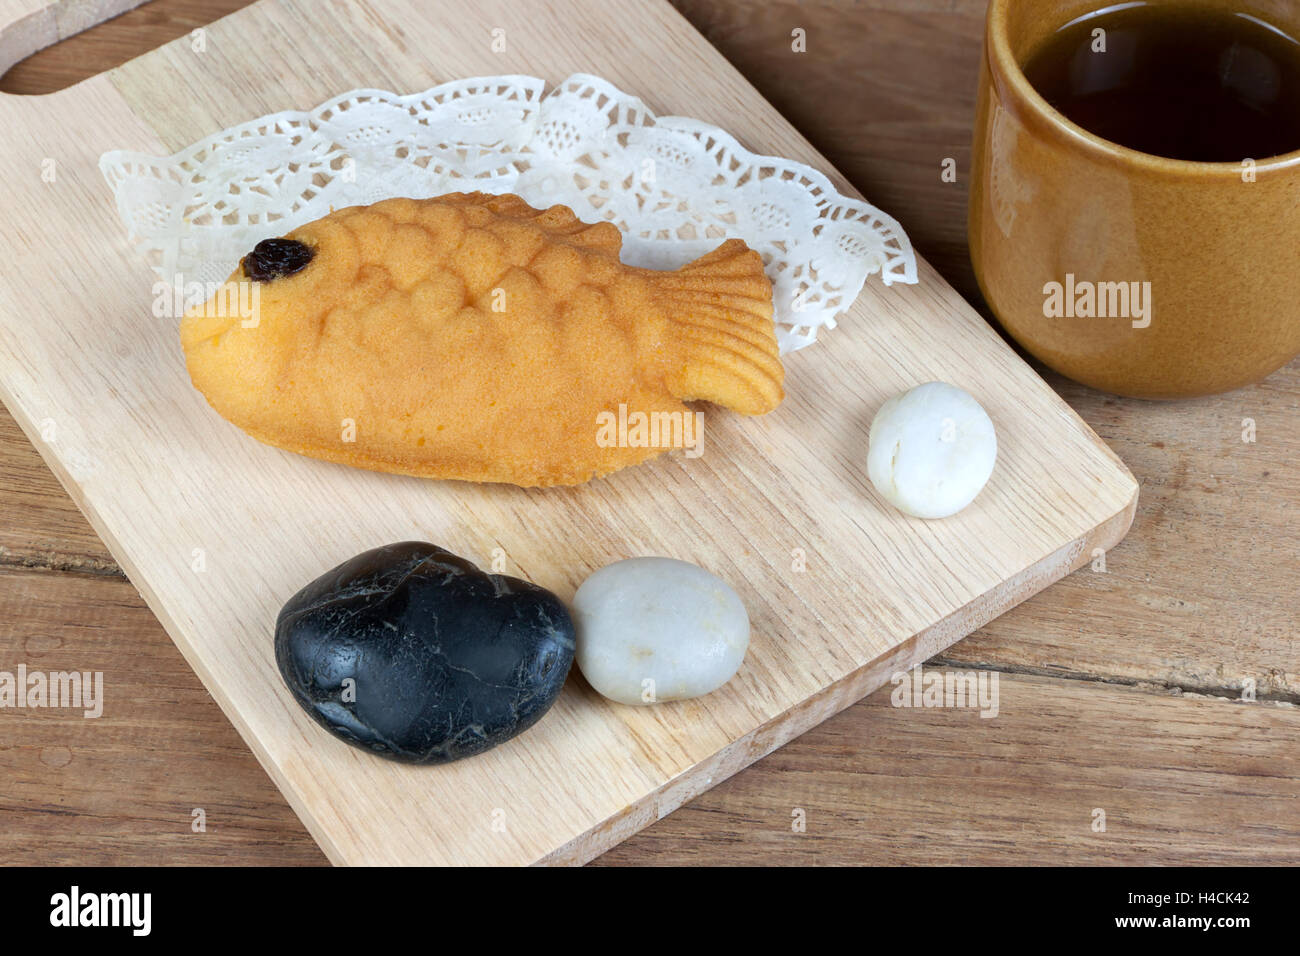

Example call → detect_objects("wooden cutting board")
0 0 1137 865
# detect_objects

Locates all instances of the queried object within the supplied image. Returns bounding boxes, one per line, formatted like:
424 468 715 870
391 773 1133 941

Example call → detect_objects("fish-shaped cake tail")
654 239 785 416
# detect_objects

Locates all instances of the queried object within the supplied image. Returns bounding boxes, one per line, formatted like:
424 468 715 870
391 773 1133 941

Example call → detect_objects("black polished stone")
275 542 575 764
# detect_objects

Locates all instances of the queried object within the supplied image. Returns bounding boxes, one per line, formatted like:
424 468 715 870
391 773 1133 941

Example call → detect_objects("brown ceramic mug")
969 0 1300 399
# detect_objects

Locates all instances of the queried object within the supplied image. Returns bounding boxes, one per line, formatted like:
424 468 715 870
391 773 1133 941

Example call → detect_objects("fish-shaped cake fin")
654 239 785 415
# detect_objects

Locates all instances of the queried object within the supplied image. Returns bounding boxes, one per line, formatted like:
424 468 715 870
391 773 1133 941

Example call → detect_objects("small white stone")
867 381 997 519
573 557 749 706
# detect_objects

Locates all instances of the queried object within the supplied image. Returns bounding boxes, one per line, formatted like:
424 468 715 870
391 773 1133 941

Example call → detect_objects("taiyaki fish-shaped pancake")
181 192 784 487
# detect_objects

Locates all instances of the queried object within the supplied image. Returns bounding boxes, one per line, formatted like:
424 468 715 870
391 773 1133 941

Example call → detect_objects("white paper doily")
99 73 916 353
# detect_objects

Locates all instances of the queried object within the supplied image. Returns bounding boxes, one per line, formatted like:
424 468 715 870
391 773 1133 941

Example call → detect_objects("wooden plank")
6 0 1289 702
1 0 1292 866
0 1 148 77
944 361 1300 701
0 566 325 865
0 0 1135 865
4 562 1293 865
7 360 1292 700
597 671 1300 865
0 409 118 571
668 0 1299 700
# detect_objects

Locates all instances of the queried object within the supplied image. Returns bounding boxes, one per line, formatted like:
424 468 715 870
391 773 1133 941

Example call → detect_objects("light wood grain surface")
1 0 1295 866
0 0 1137 866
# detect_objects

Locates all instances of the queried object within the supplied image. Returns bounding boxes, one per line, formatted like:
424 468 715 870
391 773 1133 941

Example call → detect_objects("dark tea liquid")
1023 3 1300 161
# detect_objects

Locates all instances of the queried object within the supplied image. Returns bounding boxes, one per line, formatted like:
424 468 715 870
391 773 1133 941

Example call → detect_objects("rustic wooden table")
1 0 1295 866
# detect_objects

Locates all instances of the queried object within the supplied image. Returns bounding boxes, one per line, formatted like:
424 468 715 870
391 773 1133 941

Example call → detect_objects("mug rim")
986 0 1300 177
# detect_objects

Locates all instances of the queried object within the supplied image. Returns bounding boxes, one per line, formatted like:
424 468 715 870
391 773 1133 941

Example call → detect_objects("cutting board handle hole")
0 0 211 94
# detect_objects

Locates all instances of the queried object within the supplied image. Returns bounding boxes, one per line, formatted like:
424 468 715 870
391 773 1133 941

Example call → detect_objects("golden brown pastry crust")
181 192 784 486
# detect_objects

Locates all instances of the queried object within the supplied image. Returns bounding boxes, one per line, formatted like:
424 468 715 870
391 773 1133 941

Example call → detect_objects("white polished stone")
573 557 750 706
867 381 997 519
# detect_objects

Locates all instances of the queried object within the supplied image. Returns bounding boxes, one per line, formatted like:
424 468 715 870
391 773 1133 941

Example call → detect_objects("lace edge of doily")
98 72 920 349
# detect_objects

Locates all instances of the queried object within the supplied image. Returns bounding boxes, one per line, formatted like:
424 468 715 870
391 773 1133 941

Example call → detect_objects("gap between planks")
0 557 1288 707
